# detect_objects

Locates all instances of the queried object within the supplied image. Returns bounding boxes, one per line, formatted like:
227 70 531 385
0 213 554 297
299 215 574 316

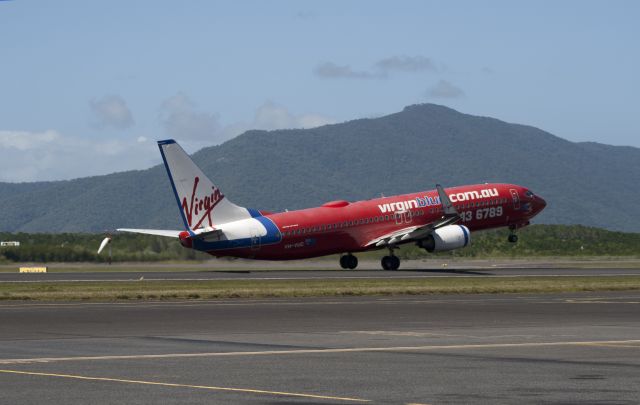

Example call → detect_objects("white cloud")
0 130 158 182
0 101 335 182
375 56 437 73
252 101 335 130
159 93 220 142
313 62 378 79
315 55 440 80
0 130 59 150
218 101 335 143
89 95 135 129
159 95 336 151
427 80 465 99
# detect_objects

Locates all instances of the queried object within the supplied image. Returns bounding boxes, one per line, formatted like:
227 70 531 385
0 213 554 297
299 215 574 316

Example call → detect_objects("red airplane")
118 140 547 270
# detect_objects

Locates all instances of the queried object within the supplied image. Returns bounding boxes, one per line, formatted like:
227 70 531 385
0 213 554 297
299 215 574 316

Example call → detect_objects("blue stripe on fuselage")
191 211 281 251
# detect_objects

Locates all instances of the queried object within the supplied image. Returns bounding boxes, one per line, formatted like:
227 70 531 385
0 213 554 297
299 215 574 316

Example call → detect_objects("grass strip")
2 276 640 301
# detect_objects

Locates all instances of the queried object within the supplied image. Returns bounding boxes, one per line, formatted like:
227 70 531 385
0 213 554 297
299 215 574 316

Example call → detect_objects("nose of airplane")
534 195 547 213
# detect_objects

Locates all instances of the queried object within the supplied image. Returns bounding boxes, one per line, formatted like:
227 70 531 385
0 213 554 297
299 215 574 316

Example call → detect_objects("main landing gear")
340 254 358 270
381 248 400 271
508 225 518 243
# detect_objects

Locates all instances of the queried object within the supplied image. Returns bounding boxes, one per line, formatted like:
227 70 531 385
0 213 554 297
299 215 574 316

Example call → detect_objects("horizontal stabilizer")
117 228 182 238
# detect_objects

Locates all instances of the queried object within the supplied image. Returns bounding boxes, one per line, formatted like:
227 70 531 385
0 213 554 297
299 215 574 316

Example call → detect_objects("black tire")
390 256 400 271
347 255 358 270
381 256 392 270
339 255 349 269
508 234 518 243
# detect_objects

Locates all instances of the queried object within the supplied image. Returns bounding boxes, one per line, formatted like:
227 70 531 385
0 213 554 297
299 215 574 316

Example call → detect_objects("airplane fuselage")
184 183 546 260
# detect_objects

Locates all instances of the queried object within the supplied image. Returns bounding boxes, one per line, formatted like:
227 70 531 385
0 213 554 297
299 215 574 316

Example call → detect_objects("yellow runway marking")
0 369 370 403
1 340 640 365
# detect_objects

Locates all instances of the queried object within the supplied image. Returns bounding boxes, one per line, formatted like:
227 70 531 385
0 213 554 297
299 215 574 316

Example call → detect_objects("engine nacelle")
417 225 471 252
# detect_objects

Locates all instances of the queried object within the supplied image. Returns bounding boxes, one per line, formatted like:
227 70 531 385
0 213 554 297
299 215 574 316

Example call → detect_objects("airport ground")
1 258 639 301
1 259 639 403
1 292 639 404
2 257 640 273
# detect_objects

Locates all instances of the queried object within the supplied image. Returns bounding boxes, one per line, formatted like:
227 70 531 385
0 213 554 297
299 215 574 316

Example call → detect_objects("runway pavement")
1 292 639 404
1 267 640 282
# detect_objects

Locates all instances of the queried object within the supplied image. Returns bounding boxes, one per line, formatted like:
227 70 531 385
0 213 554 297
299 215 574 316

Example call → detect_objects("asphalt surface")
1 267 640 282
1 292 639 404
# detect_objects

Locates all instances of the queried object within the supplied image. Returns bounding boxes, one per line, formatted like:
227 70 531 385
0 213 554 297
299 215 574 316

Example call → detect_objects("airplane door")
509 189 520 210
395 212 403 225
403 210 413 224
250 228 260 251
395 210 412 224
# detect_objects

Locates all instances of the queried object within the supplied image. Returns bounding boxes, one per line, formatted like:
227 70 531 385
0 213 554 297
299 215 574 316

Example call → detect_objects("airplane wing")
365 184 461 247
117 228 182 238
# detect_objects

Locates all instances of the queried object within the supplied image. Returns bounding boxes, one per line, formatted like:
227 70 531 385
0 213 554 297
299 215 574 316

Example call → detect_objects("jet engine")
417 225 471 252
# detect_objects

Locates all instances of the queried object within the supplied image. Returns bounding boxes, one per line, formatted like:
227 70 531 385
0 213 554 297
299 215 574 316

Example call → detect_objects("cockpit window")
524 190 534 198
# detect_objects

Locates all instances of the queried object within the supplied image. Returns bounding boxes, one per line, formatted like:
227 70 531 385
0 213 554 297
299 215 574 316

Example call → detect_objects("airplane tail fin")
157 140 258 234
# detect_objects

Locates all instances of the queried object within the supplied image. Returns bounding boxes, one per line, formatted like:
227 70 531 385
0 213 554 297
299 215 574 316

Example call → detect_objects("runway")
1 292 639 403
1 267 640 282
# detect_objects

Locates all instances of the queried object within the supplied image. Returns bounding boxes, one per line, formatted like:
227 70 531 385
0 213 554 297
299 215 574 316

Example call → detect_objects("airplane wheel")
508 234 518 243
381 256 400 271
347 255 358 270
339 255 348 269
390 255 400 271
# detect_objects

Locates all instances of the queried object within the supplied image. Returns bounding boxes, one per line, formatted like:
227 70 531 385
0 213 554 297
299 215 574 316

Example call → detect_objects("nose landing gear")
508 225 518 243
339 254 358 270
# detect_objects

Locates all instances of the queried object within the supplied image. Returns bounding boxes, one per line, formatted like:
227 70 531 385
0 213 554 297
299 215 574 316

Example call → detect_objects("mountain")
1 104 639 233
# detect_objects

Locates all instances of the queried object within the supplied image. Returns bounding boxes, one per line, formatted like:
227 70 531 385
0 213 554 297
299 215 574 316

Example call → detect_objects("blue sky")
0 0 638 182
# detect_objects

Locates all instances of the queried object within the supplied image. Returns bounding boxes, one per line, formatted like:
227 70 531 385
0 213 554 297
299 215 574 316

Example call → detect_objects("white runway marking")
1 339 639 365
0 369 370 403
